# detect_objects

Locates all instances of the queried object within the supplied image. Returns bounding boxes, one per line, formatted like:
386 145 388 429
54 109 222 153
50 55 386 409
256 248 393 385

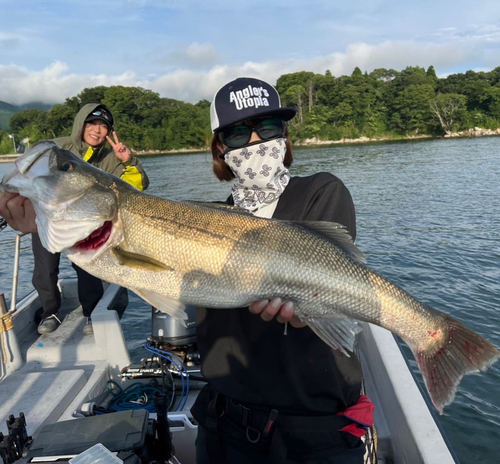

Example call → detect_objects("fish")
1 141 499 413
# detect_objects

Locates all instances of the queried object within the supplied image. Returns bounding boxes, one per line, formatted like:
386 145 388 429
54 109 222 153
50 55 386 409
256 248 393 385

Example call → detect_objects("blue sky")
1 0 500 105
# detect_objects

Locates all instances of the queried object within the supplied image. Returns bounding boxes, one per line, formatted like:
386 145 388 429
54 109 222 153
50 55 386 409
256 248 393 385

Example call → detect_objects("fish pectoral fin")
295 221 366 264
306 317 362 357
112 247 174 272
133 288 189 327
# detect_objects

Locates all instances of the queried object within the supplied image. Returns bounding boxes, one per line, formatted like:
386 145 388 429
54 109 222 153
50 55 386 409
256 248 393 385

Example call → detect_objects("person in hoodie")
32 103 149 335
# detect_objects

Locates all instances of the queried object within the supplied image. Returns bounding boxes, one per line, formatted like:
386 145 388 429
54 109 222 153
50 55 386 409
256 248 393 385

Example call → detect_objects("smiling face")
82 120 109 147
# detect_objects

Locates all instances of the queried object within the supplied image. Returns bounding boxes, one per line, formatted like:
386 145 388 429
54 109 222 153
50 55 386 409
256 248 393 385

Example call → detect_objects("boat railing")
10 232 27 314
0 232 28 377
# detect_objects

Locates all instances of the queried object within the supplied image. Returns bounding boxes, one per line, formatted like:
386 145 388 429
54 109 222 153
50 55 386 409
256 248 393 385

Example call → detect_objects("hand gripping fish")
1 141 499 413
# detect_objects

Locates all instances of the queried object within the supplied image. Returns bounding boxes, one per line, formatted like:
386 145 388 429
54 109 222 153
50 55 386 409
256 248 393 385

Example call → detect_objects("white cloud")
0 62 140 106
0 40 487 106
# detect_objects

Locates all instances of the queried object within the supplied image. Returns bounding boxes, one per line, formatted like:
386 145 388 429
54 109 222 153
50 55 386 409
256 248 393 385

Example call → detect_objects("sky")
1 0 500 106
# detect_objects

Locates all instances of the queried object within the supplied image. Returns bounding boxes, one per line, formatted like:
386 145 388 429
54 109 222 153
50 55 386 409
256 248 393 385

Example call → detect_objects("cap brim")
216 106 296 132
86 115 113 128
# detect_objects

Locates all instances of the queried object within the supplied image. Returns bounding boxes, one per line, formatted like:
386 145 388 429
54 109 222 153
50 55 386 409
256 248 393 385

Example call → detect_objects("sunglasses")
218 118 285 149
91 109 112 123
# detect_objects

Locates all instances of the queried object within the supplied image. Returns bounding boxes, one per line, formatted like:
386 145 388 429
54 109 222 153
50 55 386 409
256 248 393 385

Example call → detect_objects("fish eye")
61 161 74 172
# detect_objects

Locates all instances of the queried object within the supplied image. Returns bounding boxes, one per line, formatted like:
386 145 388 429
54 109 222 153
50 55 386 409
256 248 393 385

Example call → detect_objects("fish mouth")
72 221 113 251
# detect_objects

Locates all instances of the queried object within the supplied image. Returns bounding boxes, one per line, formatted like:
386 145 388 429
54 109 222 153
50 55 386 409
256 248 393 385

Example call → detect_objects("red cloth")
337 395 374 438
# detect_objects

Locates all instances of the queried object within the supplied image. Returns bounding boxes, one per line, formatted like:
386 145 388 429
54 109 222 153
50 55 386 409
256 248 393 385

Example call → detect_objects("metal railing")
10 233 27 313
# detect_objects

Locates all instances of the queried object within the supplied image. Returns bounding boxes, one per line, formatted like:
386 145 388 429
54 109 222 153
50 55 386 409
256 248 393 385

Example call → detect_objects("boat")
0 232 459 463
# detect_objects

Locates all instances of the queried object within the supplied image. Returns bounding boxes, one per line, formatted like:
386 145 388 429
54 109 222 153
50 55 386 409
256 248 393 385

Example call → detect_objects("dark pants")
195 424 365 464
32 233 104 318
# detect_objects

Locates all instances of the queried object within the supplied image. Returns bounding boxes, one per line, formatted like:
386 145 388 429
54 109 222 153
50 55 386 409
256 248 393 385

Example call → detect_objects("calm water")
1 137 499 462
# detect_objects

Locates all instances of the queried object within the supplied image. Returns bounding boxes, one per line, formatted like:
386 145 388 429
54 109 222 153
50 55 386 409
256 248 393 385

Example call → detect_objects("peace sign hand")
106 131 131 163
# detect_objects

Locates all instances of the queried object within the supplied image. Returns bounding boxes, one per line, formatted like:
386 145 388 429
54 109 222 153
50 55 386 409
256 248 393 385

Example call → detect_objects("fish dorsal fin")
305 316 363 357
186 201 252 215
133 288 189 327
112 248 174 272
295 221 366 264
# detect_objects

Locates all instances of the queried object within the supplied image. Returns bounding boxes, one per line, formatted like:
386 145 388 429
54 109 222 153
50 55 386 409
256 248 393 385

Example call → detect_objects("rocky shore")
443 127 500 138
294 127 500 146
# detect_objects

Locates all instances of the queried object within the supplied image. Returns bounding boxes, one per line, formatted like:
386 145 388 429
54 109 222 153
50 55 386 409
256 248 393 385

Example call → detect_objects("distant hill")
0 100 53 131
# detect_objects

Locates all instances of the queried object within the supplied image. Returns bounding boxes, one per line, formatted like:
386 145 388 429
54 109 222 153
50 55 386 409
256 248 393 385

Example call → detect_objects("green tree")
282 84 307 124
9 109 49 142
47 104 75 138
369 68 399 83
330 102 353 126
480 85 500 121
426 66 438 80
77 86 109 107
275 71 315 95
393 84 435 134
438 70 490 112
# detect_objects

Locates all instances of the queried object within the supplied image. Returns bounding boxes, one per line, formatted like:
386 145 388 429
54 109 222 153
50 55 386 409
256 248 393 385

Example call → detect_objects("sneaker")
37 314 62 334
83 317 93 336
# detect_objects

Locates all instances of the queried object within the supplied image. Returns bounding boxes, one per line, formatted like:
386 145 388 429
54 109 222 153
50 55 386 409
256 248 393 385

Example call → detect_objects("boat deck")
0 282 127 438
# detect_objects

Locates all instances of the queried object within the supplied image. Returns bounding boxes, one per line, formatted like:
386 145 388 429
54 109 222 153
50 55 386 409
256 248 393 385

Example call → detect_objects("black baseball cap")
85 105 114 131
210 77 296 133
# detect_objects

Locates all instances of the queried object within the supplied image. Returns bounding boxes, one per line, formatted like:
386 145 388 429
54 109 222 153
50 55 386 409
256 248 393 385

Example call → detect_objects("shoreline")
1 128 499 162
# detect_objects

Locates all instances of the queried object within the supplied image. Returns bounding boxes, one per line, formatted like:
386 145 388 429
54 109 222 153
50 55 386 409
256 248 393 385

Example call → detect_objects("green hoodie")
53 103 149 191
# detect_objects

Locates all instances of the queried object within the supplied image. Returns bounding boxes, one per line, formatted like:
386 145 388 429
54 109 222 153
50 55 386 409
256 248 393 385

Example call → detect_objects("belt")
205 389 358 464
221 397 280 443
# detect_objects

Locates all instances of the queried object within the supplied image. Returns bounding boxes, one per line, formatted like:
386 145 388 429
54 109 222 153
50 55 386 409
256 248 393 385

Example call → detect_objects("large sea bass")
1 141 499 413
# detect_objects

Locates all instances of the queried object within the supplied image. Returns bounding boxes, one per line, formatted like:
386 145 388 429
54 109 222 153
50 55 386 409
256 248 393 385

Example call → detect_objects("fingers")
0 192 37 233
248 298 306 328
106 132 130 162
289 316 308 329
0 192 19 221
249 298 282 321
105 135 116 148
106 132 121 149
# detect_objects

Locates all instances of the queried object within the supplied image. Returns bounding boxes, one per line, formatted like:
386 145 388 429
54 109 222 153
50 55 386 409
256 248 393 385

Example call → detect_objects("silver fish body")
2 141 499 413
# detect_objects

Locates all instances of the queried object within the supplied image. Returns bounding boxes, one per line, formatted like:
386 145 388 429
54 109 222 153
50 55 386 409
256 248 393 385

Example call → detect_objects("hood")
70 103 114 152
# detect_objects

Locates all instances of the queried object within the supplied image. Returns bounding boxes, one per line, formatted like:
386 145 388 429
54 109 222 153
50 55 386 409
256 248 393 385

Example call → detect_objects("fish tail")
413 314 500 414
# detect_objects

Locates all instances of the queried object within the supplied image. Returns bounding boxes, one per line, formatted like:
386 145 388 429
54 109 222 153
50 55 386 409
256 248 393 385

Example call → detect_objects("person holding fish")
191 77 370 463
7 104 149 336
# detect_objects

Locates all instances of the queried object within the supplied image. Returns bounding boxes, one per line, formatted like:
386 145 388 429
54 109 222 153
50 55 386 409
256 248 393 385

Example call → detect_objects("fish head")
1 140 118 254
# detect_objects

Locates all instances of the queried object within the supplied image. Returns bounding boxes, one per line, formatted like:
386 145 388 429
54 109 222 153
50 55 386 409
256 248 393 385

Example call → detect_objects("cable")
145 342 188 411
144 342 186 411
105 380 165 412
144 341 190 411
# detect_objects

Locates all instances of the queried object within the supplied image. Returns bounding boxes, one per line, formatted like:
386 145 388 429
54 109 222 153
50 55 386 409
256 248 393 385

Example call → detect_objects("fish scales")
117 189 380 318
